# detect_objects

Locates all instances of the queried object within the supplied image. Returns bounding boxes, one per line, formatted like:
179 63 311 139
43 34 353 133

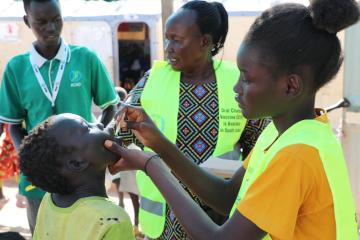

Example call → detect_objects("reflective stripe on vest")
230 117 358 239
138 60 246 238
140 196 163 216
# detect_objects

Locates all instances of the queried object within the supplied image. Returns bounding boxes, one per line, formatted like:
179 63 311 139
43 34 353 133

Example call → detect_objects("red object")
0 124 19 180
7 24 13 34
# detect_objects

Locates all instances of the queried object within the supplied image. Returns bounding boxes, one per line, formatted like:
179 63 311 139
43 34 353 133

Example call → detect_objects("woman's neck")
181 59 215 84
272 98 316 135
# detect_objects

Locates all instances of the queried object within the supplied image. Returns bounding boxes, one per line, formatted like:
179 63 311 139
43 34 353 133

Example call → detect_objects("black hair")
23 0 59 12
19 117 75 195
0 232 26 240
181 0 228 56
243 0 359 91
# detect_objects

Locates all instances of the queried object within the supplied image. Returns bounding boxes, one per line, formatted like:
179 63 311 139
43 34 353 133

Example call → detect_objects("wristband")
144 154 159 175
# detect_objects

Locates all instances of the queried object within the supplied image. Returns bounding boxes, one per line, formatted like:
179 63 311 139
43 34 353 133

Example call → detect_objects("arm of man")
9 123 27 152
0 62 26 129
100 105 115 127
87 49 118 126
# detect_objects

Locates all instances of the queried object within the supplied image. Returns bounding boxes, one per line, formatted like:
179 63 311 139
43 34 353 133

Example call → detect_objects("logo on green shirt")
70 70 82 87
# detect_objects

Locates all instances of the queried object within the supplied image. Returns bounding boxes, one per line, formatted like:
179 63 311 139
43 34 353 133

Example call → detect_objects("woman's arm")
105 142 265 240
114 106 245 214
154 136 245 215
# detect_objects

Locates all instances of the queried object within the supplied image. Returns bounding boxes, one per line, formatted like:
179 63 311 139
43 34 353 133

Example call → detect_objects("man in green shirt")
0 0 118 234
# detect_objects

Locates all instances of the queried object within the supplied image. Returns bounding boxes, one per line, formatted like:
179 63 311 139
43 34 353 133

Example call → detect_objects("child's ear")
66 157 89 172
285 74 303 98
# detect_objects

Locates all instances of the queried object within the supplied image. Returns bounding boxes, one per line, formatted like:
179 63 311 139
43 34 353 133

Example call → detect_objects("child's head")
23 0 63 49
19 113 119 195
234 0 359 119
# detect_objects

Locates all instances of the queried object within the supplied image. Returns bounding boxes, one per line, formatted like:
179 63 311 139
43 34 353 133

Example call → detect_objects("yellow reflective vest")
230 117 358 239
138 60 246 238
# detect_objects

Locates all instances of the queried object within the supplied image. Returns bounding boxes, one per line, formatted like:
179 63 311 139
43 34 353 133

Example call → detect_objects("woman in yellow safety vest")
107 0 359 239
118 1 269 239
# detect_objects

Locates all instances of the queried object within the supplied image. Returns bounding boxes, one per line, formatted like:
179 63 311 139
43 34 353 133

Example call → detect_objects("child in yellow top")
19 113 134 240
104 0 359 239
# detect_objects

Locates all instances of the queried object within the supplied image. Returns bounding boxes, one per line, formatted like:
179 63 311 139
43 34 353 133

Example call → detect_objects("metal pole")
161 0 173 59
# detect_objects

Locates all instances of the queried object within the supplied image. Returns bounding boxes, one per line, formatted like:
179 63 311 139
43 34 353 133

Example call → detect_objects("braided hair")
182 1 228 56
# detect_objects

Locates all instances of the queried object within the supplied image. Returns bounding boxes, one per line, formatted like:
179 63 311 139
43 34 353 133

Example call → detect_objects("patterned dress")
0 124 19 180
119 72 270 240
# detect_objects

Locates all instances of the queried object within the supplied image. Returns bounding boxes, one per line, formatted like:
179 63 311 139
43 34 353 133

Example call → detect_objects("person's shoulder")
6 52 30 69
68 45 97 58
271 144 323 174
82 197 131 222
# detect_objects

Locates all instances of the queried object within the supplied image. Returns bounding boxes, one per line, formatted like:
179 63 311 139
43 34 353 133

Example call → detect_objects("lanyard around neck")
30 47 68 107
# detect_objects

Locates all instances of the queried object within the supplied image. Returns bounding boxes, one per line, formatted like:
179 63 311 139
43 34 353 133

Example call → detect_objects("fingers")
125 121 143 131
115 105 145 134
104 140 125 156
108 163 122 175
114 101 126 118
114 102 143 118
115 104 142 118
115 113 127 134
114 104 130 134
104 140 127 175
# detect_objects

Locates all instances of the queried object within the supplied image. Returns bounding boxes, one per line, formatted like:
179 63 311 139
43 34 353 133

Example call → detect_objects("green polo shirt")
0 44 119 198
